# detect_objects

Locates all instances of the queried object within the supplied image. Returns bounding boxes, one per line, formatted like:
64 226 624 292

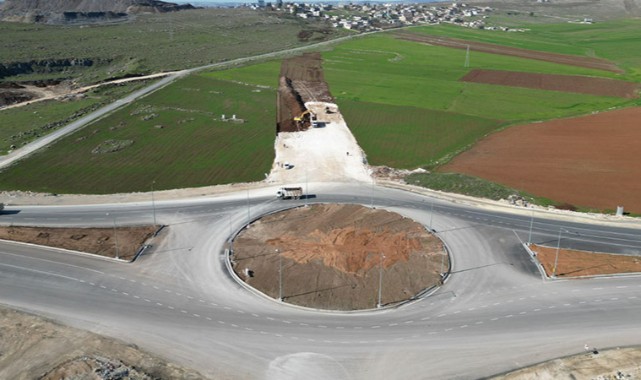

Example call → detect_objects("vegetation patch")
338 99 499 169
91 139 134 154
405 172 551 205
0 81 150 154
0 75 276 194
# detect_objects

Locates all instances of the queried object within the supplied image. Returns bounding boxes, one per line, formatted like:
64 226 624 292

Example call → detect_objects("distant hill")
0 0 197 23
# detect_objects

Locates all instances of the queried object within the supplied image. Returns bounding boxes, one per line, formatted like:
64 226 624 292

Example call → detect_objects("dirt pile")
0 306 207 380
0 225 158 261
461 69 639 98
394 32 623 73
232 204 446 310
531 244 641 277
276 52 334 133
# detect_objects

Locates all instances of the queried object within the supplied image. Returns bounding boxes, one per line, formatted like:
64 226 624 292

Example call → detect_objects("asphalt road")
2 183 641 379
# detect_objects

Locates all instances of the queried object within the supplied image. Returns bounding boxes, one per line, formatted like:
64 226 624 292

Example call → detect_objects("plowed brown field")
461 69 639 98
441 107 641 213
394 32 623 73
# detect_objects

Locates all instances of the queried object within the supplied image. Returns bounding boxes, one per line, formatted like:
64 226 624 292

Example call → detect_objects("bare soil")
492 345 641 380
0 306 208 380
231 204 446 310
393 32 623 73
531 244 641 277
441 106 641 214
461 69 639 98
0 225 158 261
277 52 334 133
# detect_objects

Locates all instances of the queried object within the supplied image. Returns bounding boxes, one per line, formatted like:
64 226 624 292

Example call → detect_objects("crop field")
206 30 636 171
338 100 498 168
4 19 640 199
0 8 344 85
0 75 276 194
402 20 641 80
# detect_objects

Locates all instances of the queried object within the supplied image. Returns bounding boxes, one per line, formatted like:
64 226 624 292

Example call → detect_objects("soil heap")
232 204 447 310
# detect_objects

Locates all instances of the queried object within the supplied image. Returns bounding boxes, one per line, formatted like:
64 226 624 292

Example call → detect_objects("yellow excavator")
293 109 317 128
293 109 312 122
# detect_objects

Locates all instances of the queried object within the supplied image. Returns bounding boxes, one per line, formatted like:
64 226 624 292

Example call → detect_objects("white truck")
276 187 303 200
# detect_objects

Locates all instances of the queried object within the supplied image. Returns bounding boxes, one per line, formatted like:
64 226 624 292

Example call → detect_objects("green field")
403 20 641 80
0 76 276 193
206 29 638 171
338 100 498 168
0 8 345 85
3 19 641 195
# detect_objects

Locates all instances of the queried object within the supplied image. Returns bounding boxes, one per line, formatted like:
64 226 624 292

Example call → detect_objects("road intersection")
2 183 641 379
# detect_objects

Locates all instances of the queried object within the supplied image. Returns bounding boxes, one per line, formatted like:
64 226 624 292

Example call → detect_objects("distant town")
245 2 512 32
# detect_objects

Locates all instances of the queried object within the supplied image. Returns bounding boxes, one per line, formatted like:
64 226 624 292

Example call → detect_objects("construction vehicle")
276 187 303 200
293 110 318 128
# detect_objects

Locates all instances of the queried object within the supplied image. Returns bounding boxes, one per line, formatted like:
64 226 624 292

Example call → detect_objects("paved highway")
2 183 641 379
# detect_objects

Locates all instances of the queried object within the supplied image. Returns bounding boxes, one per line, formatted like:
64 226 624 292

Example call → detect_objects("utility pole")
553 228 562 277
464 45 470 68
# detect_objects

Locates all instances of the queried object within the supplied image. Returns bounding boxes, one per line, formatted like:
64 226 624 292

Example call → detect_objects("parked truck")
276 187 303 200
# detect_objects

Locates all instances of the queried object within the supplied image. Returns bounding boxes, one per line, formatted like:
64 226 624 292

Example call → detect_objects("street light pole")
107 212 119 260
377 252 384 308
305 168 309 207
553 228 562 277
277 249 283 302
527 210 534 245
429 198 434 231
246 189 251 224
151 180 157 227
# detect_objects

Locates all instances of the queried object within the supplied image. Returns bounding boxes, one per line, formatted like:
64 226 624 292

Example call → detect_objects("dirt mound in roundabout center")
231 204 447 311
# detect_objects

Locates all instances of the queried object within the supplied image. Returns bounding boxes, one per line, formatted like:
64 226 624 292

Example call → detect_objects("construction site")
269 52 372 184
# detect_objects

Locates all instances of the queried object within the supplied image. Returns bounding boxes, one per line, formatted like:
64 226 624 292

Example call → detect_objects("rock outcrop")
0 0 197 23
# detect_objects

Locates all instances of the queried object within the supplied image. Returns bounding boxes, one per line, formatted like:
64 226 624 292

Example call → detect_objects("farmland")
3 18 641 200
0 75 276 194
400 20 641 80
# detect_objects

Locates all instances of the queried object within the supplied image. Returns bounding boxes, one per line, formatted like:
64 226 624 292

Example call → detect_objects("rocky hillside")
0 0 196 23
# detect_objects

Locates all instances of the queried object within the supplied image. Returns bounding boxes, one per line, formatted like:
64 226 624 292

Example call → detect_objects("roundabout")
229 203 448 311
2 183 641 380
